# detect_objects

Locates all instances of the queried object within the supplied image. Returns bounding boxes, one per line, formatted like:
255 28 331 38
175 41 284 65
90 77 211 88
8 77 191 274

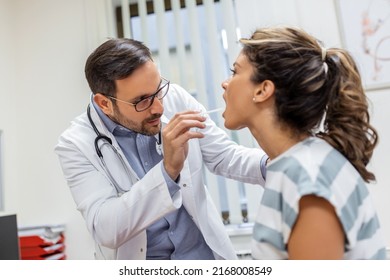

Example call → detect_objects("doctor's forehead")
115 68 161 98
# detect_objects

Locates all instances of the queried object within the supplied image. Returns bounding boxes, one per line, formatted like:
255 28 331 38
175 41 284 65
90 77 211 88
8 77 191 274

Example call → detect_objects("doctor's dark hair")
240 26 378 182
85 38 153 97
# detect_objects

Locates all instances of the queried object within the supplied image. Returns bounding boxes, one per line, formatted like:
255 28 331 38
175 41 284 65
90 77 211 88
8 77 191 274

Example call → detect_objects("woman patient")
221 26 386 259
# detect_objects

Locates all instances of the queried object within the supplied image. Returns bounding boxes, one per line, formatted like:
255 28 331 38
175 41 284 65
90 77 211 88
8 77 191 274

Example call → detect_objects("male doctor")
55 38 267 260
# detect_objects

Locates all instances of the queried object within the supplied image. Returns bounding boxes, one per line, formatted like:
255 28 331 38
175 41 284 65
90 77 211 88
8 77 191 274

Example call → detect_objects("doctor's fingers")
164 117 206 138
167 110 206 128
163 124 205 147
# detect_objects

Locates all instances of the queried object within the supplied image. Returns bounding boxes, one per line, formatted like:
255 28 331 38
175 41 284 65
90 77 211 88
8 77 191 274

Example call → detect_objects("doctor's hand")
162 110 206 181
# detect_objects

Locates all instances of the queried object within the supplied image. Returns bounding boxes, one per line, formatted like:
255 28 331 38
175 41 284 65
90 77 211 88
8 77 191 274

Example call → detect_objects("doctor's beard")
111 105 162 136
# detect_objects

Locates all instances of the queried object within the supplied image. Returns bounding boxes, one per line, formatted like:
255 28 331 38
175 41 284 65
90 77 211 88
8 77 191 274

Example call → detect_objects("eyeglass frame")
105 77 170 112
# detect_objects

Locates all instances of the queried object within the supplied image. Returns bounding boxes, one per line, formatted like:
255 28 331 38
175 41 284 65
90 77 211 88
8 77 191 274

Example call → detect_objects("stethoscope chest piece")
155 129 162 156
156 142 162 155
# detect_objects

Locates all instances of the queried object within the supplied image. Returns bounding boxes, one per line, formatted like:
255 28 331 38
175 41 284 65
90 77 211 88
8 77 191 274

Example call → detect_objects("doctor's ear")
94 93 113 114
252 80 275 102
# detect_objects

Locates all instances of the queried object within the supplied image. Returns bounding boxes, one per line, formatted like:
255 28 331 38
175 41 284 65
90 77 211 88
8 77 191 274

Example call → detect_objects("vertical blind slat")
203 0 231 220
185 0 207 106
137 0 149 45
121 0 132 38
105 0 116 38
203 0 225 110
171 0 189 89
220 0 239 68
153 0 171 77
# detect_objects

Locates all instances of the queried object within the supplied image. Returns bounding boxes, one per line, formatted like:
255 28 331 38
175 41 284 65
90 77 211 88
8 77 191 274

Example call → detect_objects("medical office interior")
0 0 389 260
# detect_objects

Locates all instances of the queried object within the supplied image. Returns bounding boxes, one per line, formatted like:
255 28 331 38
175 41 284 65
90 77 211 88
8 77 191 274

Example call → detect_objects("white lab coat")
55 84 265 260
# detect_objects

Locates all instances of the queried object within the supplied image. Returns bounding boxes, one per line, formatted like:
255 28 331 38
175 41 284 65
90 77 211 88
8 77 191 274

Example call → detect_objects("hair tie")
321 46 327 62
321 47 328 74
323 62 329 74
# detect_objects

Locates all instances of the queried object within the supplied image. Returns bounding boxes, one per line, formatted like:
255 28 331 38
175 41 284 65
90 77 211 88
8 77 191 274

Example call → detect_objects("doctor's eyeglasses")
107 77 170 112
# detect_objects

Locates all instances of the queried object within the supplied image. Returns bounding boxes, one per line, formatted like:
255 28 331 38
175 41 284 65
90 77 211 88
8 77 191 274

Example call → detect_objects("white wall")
0 0 389 259
0 0 18 213
0 0 96 259
366 89 390 249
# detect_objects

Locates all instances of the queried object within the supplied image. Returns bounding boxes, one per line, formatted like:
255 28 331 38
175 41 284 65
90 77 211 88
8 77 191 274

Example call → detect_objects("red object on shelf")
20 243 65 258
18 224 66 260
21 252 66 260
19 232 65 247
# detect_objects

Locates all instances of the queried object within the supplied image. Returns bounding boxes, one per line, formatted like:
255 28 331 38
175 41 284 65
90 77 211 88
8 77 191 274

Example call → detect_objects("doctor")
55 38 267 260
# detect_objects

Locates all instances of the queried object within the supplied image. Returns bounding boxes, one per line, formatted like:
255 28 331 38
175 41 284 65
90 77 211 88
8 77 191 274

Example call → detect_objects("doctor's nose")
149 96 164 114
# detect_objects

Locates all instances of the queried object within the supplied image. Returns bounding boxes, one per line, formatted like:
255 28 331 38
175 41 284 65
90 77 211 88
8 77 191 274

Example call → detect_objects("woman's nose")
221 80 228 90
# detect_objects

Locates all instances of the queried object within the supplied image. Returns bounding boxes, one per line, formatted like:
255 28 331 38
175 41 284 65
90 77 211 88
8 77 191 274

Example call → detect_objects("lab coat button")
140 248 143 252
182 184 187 187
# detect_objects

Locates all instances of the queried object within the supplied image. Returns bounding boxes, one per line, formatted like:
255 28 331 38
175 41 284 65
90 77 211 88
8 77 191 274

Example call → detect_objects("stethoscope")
86 104 137 195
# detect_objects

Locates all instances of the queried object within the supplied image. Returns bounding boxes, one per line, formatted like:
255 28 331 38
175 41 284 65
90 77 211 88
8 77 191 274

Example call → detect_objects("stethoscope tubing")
86 104 135 195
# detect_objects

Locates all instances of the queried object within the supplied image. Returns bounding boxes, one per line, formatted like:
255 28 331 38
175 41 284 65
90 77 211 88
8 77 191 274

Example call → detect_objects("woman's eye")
229 68 236 75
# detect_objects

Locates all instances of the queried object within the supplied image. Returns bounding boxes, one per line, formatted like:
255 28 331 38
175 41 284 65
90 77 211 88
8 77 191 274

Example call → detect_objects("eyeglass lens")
135 80 169 111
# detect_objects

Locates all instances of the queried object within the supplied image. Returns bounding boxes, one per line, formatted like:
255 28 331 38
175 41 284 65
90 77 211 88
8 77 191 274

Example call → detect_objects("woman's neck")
250 122 309 160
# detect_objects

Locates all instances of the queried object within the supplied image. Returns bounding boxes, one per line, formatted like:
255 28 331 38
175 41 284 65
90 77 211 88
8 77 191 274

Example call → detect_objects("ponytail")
317 49 378 182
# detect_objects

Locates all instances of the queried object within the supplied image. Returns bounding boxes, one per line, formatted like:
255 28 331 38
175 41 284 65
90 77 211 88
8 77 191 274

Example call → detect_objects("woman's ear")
253 80 275 103
94 93 113 115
